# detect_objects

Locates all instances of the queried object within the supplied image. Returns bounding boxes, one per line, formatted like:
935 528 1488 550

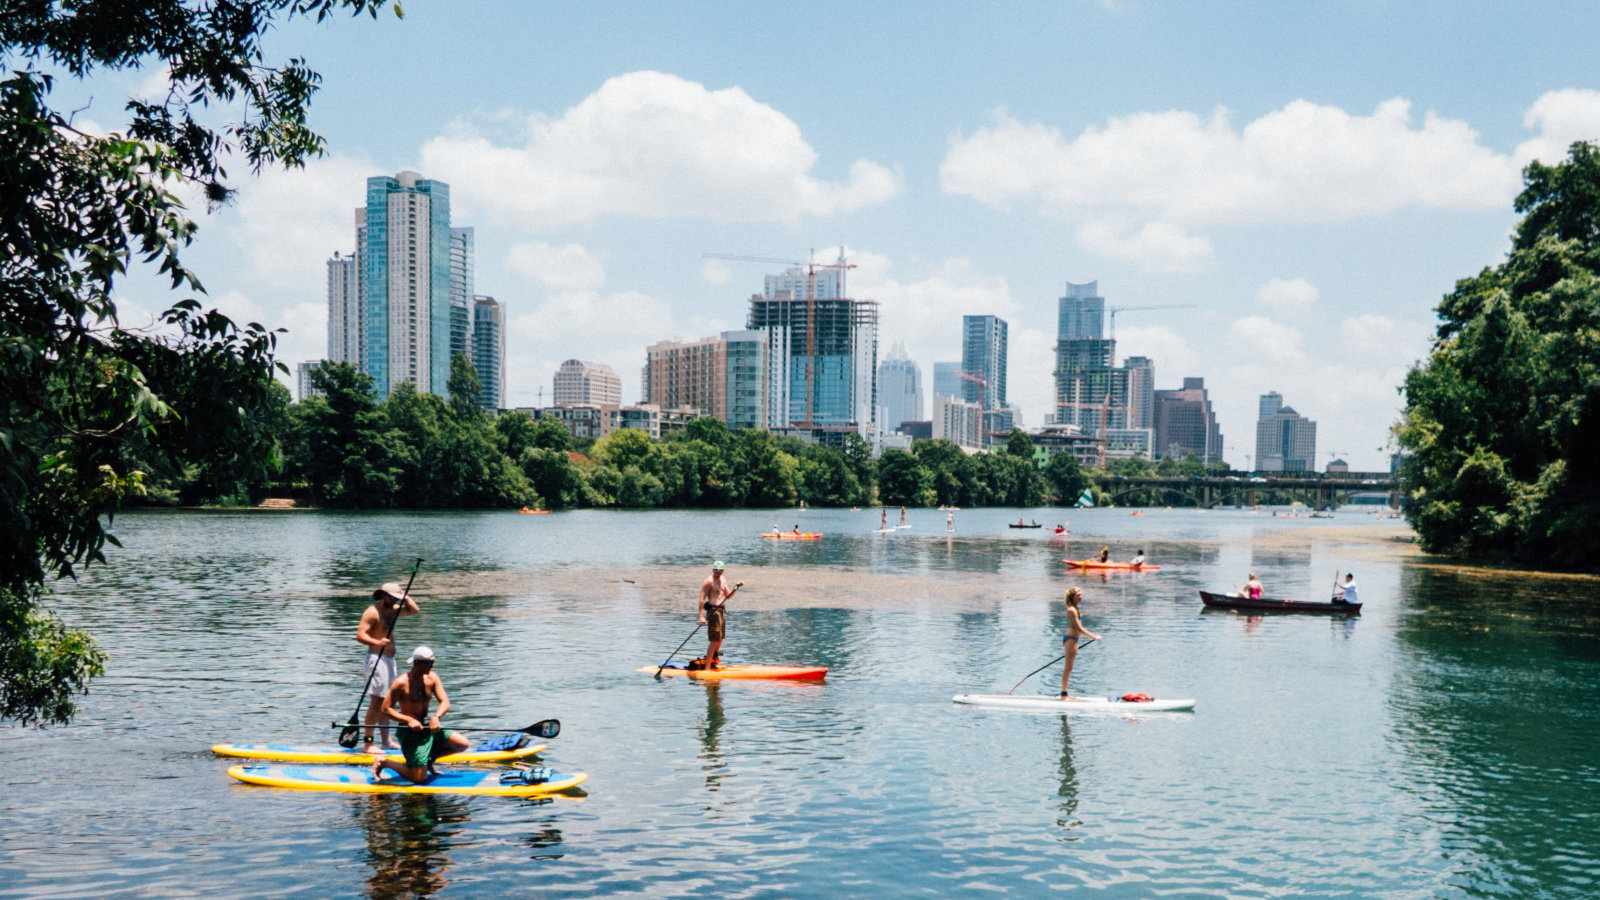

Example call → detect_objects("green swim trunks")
397 726 455 768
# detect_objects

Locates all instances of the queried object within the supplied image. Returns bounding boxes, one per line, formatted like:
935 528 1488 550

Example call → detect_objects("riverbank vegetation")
1397 141 1600 569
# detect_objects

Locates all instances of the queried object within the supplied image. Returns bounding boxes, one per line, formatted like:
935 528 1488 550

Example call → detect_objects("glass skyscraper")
361 171 452 397
960 314 1008 411
472 294 505 411
748 262 878 431
449 227 475 366
876 342 923 432
932 361 962 400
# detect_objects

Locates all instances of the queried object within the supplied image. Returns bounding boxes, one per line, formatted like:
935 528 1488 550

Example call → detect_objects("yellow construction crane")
702 249 857 427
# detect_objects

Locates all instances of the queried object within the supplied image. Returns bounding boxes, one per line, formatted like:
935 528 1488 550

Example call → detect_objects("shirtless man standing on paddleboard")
698 561 742 669
371 646 470 782
356 581 420 754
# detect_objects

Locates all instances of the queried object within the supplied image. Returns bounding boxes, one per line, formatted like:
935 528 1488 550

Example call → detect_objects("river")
3 507 1598 896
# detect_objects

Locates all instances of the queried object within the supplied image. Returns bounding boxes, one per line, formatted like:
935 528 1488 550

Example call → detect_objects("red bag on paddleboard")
1121 692 1154 703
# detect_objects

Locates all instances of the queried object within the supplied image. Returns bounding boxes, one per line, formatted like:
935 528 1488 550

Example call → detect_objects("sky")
70 0 1600 470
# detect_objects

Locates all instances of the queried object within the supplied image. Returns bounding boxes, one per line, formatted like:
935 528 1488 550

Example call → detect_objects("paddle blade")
337 723 361 749
530 718 560 739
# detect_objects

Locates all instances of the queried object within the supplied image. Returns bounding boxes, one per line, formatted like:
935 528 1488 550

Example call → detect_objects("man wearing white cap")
372 645 470 783
696 561 742 670
356 581 420 754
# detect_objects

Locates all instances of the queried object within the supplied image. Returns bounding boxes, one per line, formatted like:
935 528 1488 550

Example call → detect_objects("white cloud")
1075 221 1213 271
1514 88 1600 166
700 259 733 286
1229 315 1309 368
227 154 378 294
1256 277 1319 312
506 241 606 292
132 66 172 103
420 70 900 227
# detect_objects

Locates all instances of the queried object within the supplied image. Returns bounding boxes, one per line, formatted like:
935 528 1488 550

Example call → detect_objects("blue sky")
81 0 1600 469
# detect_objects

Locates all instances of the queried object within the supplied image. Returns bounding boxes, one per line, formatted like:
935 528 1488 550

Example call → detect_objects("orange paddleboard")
640 664 828 681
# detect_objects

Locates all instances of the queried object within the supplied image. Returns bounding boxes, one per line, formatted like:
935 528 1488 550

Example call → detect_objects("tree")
447 353 482 421
1045 451 1089 505
1397 141 1600 567
1 0 399 723
877 449 933 506
1005 429 1035 458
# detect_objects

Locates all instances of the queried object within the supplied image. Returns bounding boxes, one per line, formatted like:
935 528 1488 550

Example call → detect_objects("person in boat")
1334 573 1359 605
1236 572 1264 599
698 560 743 669
881 508 889 530
371 646 469 783
1129 549 1147 568
1016 516 1027 526
356 580 420 754
1097 545 1111 564
1054 523 1067 535
792 524 802 536
1059 587 1102 699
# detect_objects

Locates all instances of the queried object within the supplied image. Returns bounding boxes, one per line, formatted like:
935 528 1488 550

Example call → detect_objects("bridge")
1087 471 1399 509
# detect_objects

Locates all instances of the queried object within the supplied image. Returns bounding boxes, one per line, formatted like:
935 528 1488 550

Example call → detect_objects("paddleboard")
953 693 1195 713
227 764 587 796
211 741 546 766
1063 560 1163 571
641 664 828 682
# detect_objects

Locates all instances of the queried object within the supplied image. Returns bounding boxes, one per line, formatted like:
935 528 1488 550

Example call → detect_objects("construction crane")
1108 304 1199 342
702 249 857 426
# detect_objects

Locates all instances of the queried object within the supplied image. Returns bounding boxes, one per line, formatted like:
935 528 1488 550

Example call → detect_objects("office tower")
297 361 325 402
1125 356 1155 430
553 359 622 407
1255 394 1317 471
449 227 475 365
1152 377 1224 462
642 330 769 429
932 361 962 399
359 171 453 397
471 295 505 411
876 342 923 432
747 257 878 430
934 394 984 450
960 314 1008 411
1058 281 1105 342
325 251 359 364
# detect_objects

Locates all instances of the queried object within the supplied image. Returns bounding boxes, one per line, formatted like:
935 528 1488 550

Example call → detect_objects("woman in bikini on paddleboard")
1060 587 1102 699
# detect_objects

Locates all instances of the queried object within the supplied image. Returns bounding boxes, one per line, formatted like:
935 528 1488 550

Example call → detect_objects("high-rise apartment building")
960 314 1008 411
934 394 984 450
876 343 923 433
1152 377 1224 462
297 360 325 402
1125 356 1155 430
932 361 962 400
747 258 878 431
471 295 505 411
1255 393 1317 471
553 359 622 407
1052 280 1150 455
360 171 452 397
326 252 359 365
449 227 475 365
642 330 769 429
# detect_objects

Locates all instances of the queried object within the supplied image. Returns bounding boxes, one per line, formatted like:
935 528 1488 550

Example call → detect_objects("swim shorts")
705 604 727 641
397 726 455 768
365 652 397 699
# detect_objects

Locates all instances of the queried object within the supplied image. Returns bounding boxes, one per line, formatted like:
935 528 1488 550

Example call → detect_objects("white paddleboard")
953 693 1195 713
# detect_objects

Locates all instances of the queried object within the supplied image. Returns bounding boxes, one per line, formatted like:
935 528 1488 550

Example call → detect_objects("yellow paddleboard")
211 741 545 765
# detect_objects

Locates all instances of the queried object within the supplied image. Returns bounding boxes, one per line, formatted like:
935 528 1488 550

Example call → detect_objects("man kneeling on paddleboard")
371 646 470 783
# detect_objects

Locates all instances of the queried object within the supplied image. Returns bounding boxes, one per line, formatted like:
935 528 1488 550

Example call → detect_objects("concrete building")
1031 425 1102 469
1327 458 1350 474
642 330 768 429
899 420 933 441
932 361 962 400
360 171 453 397
539 404 612 442
471 295 505 411
297 360 325 402
325 252 359 365
1152 377 1224 462
876 342 923 433
747 258 878 432
1124 356 1155 430
960 314 1008 411
448 227 474 365
1255 394 1317 472
553 359 622 408
934 394 983 451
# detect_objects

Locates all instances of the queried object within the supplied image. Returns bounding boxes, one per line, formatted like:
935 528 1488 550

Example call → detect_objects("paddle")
654 581 744 677
337 557 423 749
332 718 561 740
1007 639 1097 694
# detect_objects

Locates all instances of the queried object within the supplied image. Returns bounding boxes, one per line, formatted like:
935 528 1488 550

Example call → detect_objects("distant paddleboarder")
697 561 743 669
1060 588 1102 699
371 646 469 783
899 506 908 527
356 580 420 754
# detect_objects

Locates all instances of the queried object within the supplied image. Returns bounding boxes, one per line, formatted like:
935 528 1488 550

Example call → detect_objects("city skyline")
72 2 1600 468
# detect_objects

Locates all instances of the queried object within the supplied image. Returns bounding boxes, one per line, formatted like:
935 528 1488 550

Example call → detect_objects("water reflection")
1055 718 1081 837
699 683 727 792
357 794 469 898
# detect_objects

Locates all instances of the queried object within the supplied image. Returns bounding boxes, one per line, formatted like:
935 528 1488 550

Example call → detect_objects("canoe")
761 532 823 541
640 664 828 682
953 694 1195 713
228 763 586 797
518 508 550 515
1008 523 1043 529
211 741 546 766
1199 590 1361 614
1064 559 1162 571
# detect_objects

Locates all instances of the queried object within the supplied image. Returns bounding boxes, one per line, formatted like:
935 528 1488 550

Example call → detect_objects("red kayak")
1199 590 1361 614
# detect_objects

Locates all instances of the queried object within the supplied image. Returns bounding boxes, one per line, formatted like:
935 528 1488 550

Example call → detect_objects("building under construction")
746 262 879 433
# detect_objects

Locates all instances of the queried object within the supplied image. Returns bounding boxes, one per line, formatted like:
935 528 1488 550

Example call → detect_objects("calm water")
4 507 1599 897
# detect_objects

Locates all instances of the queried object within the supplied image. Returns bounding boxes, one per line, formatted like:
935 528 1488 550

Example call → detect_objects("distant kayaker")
1237 572 1264 599
371 645 469 783
1059 587 1102 699
698 561 743 669
1334 573 1359 605
1097 545 1111 564
1054 523 1067 535
356 580 420 754
1129 549 1147 568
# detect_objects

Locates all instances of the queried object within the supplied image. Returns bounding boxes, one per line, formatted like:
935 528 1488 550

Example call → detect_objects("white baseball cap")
409 645 435 664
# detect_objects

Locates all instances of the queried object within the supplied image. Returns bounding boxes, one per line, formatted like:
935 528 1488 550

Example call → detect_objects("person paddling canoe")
357 580 420 754
698 561 743 669
371 646 469 783
1334 573 1359 605
1060 588 1102 698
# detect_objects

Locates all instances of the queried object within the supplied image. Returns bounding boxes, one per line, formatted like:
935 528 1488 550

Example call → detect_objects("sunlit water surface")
3 507 1599 897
